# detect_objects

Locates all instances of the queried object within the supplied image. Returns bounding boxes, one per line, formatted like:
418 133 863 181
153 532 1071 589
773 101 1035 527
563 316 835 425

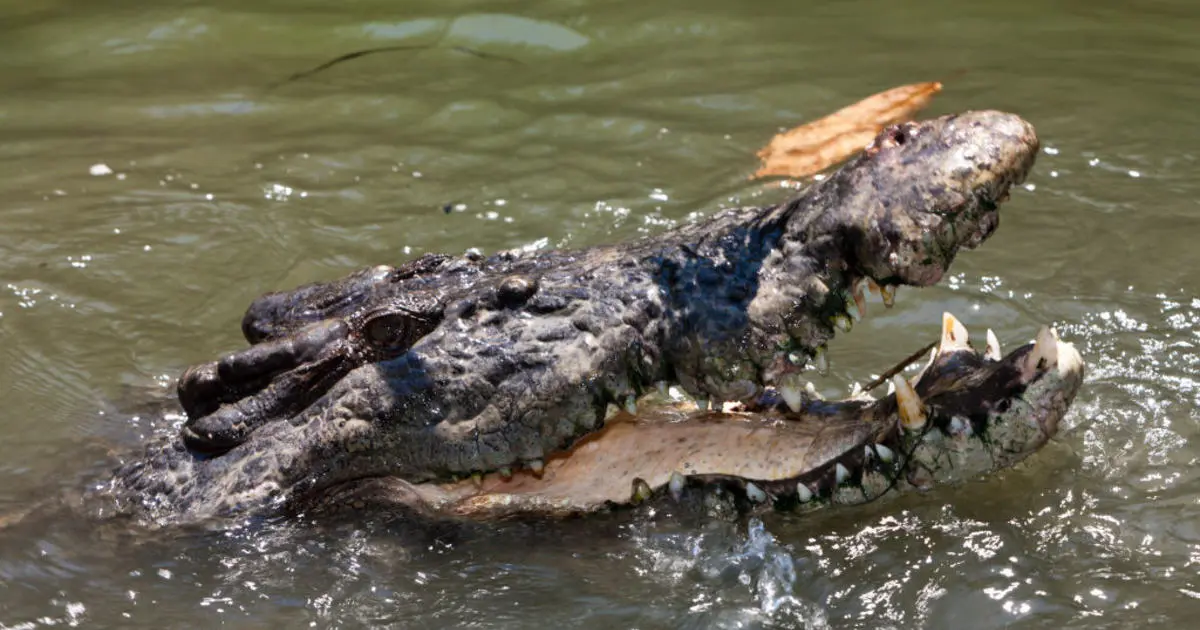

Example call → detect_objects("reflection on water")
3 0 1200 627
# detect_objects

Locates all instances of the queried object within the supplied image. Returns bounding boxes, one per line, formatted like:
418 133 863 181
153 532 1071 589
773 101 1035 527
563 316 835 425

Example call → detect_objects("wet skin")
103 111 1081 525
310 321 1084 519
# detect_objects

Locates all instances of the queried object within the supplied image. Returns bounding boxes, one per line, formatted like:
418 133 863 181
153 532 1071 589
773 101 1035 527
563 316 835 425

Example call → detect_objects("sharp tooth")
805 381 821 399
985 329 1002 361
778 374 805 412
886 379 896 395
940 312 970 354
834 313 853 332
849 382 863 398
892 375 927 431
527 459 545 477
835 463 851 485
1024 326 1060 374
814 347 829 375
863 445 875 461
780 389 803 413
498 467 513 480
471 472 483 487
631 478 653 504
880 284 896 307
874 443 895 464
867 278 881 297
745 482 767 503
696 398 710 412
797 482 814 503
669 471 686 501
625 395 638 415
844 286 864 321
656 381 669 397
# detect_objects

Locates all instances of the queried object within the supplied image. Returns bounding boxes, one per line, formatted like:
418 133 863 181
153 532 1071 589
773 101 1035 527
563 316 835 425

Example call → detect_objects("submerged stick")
859 340 938 393
273 44 522 87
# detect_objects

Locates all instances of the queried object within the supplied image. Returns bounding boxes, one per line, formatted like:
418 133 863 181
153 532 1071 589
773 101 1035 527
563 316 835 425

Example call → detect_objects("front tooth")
625 395 638 415
814 347 829 375
797 482 814 503
631 478 653 504
498 467 513 480
834 463 851 485
985 329 1002 361
880 284 897 307
805 381 820 399
779 387 804 413
669 471 686 501
939 312 971 354
849 382 864 398
1024 326 1060 374
745 482 768 503
778 374 805 412
892 375 927 431
874 443 895 464
527 459 545 477
847 288 865 321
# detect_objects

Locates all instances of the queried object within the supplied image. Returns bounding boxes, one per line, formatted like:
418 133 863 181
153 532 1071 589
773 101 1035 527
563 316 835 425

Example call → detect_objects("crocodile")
101 110 1084 525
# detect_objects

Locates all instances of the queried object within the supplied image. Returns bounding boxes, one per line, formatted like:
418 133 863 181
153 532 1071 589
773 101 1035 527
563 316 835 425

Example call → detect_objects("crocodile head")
107 111 1071 524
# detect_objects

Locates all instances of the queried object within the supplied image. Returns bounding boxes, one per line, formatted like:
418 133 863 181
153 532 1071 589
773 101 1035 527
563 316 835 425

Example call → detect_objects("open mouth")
310 309 1084 519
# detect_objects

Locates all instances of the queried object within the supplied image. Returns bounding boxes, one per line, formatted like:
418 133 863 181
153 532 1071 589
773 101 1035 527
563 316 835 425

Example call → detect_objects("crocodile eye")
497 275 538 307
363 310 421 351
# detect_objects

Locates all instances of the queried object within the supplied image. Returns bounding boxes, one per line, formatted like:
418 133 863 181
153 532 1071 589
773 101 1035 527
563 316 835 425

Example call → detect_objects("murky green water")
2 1 1199 627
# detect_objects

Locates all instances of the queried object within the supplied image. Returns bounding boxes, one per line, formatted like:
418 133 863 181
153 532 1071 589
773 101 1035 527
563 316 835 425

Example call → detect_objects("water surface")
2 1 1199 627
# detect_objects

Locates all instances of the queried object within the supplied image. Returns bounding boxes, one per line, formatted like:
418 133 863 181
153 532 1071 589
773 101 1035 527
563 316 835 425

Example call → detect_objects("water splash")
631 516 829 629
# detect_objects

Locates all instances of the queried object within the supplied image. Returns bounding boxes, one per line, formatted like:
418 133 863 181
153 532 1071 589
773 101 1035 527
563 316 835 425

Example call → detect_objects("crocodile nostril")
178 362 224 419
179 319 351 421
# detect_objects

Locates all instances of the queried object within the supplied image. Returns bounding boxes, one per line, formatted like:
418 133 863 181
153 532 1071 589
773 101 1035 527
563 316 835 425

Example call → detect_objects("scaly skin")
305 323 1084 519
104 111 1050 524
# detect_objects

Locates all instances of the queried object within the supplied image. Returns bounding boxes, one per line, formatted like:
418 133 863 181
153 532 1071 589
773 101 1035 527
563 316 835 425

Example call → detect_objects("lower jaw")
314 396 912 519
